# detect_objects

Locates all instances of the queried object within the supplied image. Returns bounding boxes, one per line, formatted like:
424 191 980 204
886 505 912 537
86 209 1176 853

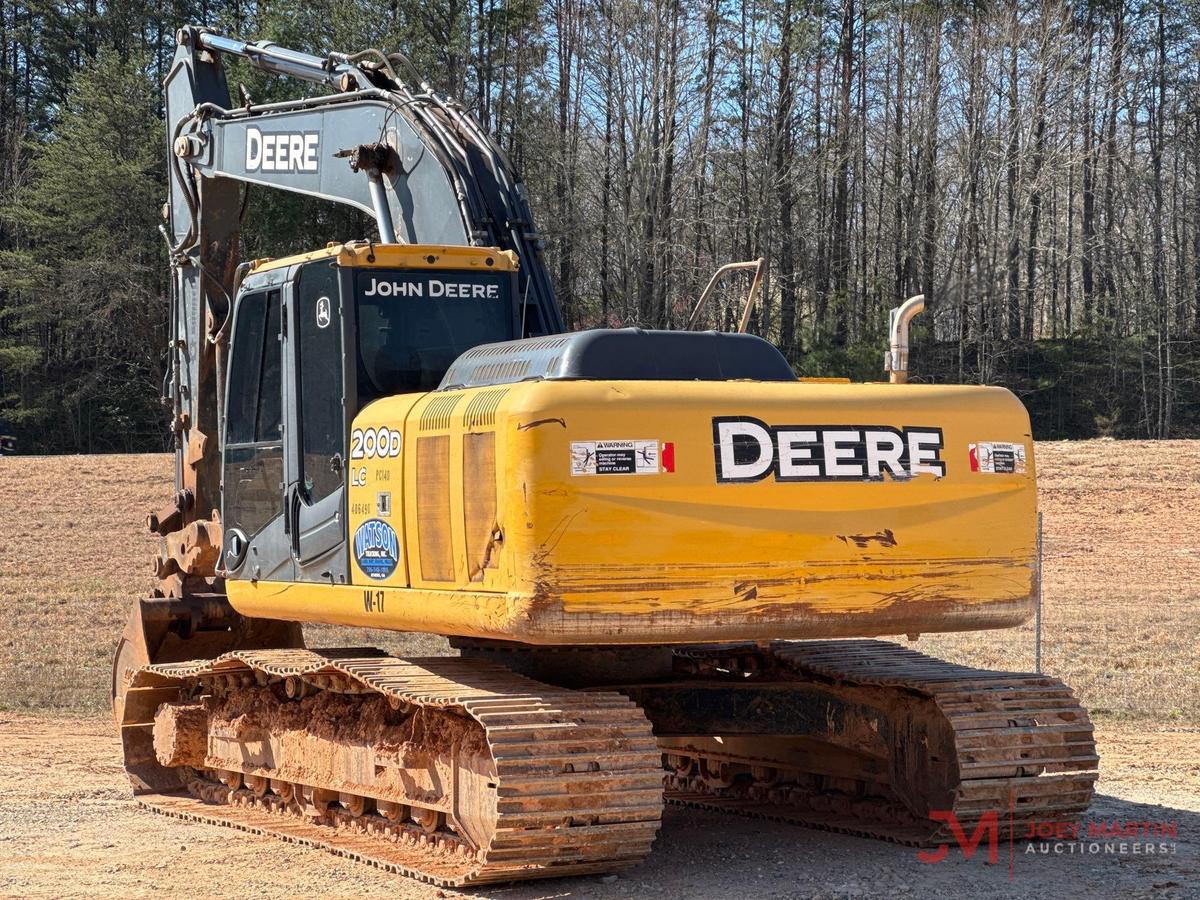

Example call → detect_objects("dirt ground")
0 714 1195 900
1 440 1198 898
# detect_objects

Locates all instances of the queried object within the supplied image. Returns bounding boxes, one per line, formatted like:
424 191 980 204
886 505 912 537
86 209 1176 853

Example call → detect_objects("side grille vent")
416 436 453 582
419 393 463 431
463 432 498 580
463 389 509 430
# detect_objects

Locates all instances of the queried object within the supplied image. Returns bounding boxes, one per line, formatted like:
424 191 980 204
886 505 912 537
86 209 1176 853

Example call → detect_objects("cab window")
223 290 283 536
295 263 344 503
355 268 514 403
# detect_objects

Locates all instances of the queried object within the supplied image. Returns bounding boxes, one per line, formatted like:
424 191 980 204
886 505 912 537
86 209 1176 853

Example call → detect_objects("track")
660 640 1098 846
118 649 663 886
117 641 1098 883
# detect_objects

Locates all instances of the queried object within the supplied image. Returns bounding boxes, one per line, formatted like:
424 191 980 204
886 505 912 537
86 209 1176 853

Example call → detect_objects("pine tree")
0 47 165 451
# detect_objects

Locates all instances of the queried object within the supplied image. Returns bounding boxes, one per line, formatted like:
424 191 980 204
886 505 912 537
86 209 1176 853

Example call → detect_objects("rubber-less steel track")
662 640 1098 846
119 649 663 885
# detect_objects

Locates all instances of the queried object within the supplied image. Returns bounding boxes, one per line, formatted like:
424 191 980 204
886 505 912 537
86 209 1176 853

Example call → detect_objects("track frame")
119 648 664 886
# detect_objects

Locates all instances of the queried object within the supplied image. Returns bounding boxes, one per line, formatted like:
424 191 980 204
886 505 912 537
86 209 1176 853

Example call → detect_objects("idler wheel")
411 806 441 834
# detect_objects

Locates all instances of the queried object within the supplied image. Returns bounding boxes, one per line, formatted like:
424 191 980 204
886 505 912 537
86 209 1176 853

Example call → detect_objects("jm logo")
917 811 1001 866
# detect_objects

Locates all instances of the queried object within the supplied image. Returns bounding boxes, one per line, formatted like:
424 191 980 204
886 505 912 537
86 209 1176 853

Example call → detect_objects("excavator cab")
220 243 518 589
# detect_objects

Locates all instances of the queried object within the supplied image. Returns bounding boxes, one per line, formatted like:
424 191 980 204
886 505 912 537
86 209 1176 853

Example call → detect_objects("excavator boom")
160 25 560 540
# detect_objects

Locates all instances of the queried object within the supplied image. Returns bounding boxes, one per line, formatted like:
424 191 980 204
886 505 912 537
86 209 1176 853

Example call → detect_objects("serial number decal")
571 440 675 476
969 441 1027 474
713 417 945 483
350 425 402 460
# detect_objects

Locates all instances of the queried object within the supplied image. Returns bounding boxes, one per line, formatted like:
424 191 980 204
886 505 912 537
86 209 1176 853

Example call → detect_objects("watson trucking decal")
713 417 945 483
353 518 399 580
969 441 1027 474
571 440 675 476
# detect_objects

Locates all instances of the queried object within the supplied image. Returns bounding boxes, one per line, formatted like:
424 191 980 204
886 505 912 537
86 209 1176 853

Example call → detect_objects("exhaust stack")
885 294 925 384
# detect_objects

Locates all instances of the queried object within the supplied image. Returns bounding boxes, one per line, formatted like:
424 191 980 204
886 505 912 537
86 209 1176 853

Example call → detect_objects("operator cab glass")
354 266 516 404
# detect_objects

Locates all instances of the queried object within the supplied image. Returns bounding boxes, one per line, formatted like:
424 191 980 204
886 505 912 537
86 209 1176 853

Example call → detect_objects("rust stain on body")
838 528 898 549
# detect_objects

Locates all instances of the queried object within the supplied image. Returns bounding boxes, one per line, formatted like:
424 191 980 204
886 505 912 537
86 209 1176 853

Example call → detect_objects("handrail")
686 258 767 331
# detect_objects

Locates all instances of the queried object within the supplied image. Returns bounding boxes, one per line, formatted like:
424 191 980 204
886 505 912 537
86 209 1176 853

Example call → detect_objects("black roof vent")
438 328 797 390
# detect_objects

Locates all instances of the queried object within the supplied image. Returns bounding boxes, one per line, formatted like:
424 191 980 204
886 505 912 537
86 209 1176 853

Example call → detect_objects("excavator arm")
119 27 564 716
155 25 562 575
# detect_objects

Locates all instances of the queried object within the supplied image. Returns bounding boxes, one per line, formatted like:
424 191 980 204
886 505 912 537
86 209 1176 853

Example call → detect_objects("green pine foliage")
0 48 165 451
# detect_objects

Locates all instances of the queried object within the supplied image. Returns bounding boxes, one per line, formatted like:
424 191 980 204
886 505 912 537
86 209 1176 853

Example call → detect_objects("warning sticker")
571 440 674 476
969 441 1027 474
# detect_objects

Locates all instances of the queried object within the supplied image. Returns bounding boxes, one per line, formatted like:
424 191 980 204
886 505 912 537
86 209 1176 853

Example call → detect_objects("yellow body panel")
230 378 1038 645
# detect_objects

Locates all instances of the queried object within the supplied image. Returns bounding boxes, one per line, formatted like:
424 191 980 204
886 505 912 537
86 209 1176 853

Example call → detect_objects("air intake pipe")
884 294 925 384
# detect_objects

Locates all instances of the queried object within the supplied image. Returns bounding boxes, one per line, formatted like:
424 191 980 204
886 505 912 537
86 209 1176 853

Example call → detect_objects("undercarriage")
653 640 1097 844
116 634 1096 885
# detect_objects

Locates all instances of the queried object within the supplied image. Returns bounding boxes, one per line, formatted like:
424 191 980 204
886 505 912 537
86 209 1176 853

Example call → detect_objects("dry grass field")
0 453 449 712
1 441 1196 720
923 439 1200 723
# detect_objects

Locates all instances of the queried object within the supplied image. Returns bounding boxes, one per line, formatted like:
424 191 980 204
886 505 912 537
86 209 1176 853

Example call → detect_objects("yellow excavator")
113 27 1097 886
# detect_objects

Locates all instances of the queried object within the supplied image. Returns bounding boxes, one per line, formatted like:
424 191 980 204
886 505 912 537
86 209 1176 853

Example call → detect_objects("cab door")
221 288 294 582
285 261 349 582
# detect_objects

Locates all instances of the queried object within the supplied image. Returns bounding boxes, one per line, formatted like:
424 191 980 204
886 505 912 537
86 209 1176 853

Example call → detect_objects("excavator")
112 27 1098 886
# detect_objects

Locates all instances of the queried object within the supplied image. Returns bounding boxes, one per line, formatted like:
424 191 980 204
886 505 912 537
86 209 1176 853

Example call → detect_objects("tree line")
1 0 1198 452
